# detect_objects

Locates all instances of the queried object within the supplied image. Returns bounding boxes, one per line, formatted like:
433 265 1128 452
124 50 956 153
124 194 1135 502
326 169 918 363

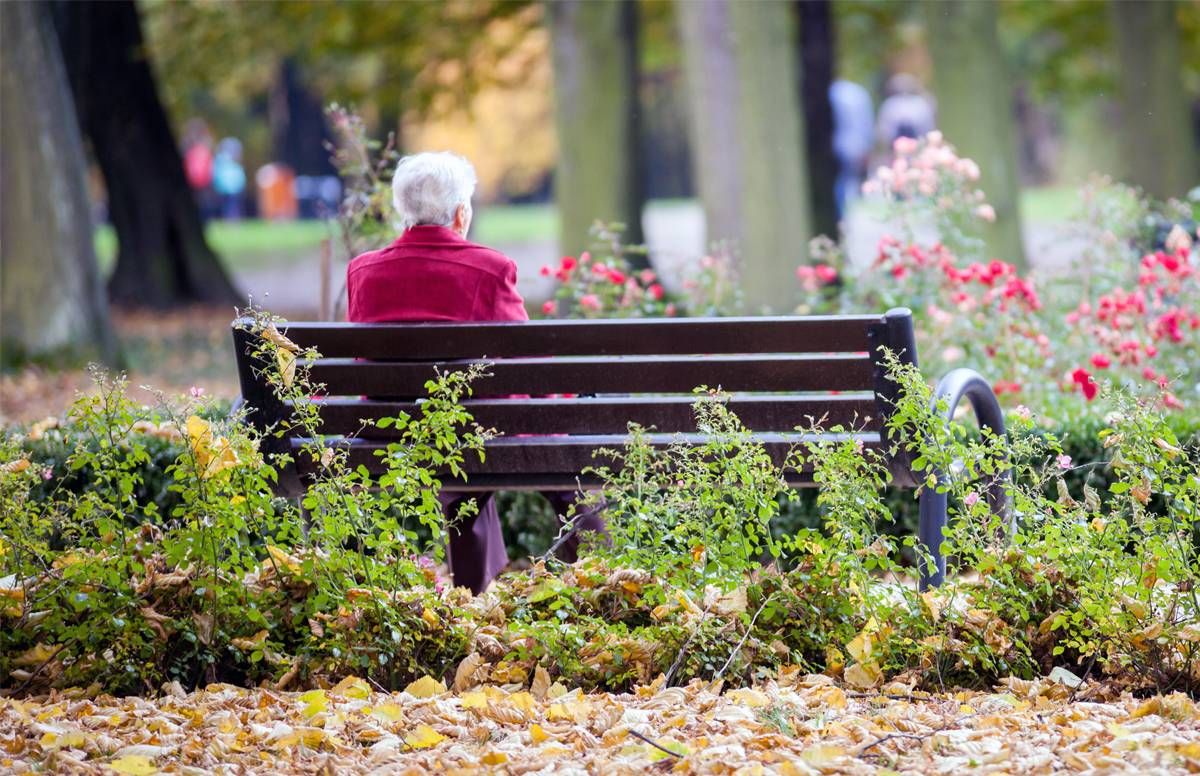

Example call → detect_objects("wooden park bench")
231 308 1007 588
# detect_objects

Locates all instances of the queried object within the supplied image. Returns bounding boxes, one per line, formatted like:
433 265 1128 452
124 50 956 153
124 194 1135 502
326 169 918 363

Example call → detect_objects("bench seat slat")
306 394 882 437
307 354 875 396
292 432 882 487
278 316 878 359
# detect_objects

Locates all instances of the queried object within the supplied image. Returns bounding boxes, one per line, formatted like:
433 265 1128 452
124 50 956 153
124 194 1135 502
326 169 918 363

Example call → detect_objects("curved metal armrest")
918 368 1011 590
931 368 1010 524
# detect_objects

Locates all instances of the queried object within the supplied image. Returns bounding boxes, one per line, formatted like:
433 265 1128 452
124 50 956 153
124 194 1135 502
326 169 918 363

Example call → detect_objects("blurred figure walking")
829 79 874 219
213 138 247 220
182 119 215 221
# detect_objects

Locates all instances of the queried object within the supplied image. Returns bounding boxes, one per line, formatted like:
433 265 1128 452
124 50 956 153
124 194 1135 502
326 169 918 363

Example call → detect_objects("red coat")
347 225 528 323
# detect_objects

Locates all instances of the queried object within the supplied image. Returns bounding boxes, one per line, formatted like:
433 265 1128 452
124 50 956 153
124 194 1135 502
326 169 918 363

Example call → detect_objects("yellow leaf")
276 350 297 388
727 688 769 708
647 739 689 761
481 751 508 765
460 691 488 710
844 661 883 690
265 546 302 575
650 604 674 621
846 630 875 664
405 724 447 750
109 755 158 775
404 676 447 699
14 643 58 667
231 630 269 652
371 703 404 723
263 323 300 354
959 704 975 715
45 729 87 750
530 665 551 700
801 744 846 768
332 675 371 699
420 607 439 629
298 689 327 718
547 682 568 700
824 646 845 677
529 723 549 744
919 591 943 623
509 691 536 716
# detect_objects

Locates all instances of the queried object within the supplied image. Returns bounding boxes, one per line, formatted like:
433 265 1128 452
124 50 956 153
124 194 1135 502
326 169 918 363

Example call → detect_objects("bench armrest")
918 368 1011 589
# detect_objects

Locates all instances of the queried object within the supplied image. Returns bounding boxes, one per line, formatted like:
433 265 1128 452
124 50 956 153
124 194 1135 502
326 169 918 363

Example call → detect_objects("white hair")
391 152 477 231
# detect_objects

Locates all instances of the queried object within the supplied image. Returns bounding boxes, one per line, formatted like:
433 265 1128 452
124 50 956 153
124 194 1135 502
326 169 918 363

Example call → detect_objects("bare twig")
627 728 682 759
714 594 773 680
9 642 70 696
856 731 932 757
846 691 933 703
664 602 712 687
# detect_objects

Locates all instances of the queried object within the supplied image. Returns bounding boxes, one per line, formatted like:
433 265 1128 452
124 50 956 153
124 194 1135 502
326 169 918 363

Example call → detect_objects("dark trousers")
440 491 605 593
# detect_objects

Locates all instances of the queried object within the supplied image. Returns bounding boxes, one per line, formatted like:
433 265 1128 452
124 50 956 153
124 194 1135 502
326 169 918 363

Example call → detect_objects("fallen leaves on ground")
3 673 1198 774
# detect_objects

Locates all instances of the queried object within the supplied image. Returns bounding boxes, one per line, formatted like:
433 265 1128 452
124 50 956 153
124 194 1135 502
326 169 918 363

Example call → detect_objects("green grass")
1019 185 1081 224
472 203 557 244
94 219 331 274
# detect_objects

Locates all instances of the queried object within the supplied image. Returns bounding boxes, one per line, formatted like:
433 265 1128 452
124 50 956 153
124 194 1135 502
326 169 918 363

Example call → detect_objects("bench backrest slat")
277 315 878 358
307 353 874 397
309 394 882 438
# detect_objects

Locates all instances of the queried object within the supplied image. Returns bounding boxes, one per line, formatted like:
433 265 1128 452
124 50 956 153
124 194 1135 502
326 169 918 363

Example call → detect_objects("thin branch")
856 731 932 757
714 594 773 681
627 728 682 759
664 602 712 687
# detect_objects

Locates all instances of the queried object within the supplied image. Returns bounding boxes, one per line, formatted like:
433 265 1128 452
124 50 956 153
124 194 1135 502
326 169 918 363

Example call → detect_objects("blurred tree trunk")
1110 0 1198 200
0 1 118 365
926 0 1027 268
270 60 336 177
678 0 812 312
53 0 239 308
548 0 647 265
796 0 838 238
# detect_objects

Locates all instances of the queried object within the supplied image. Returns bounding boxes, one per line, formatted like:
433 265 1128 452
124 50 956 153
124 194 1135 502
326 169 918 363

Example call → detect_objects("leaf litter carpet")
3 672 1199 774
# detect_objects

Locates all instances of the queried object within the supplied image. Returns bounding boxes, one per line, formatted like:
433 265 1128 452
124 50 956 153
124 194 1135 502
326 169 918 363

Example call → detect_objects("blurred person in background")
213 138 246 220
182 119 215 221
876 73 936 152
345 151 605 593
830 79 874 219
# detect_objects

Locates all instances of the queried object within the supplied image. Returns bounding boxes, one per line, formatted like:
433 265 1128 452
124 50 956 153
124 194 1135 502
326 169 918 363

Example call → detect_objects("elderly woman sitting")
346 151 604 593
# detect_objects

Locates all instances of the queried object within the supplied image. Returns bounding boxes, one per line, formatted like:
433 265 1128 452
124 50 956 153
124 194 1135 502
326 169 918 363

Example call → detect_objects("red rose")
1090 353 1111 369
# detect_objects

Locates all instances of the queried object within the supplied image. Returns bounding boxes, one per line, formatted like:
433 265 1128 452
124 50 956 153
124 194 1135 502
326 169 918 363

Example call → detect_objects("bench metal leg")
918 488 948 589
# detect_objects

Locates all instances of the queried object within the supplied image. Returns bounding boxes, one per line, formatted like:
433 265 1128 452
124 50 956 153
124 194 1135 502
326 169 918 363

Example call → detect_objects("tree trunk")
1110 0 1198 200
677 0 813 312
270 60 337 177
1 1 118 365
548 0 647 263
53 0 239 308
926 0 1027 268
796 0 838 239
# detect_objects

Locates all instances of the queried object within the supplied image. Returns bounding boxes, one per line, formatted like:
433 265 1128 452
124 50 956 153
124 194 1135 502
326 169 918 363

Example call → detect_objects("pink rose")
579 294 601 312
541 300 558 315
